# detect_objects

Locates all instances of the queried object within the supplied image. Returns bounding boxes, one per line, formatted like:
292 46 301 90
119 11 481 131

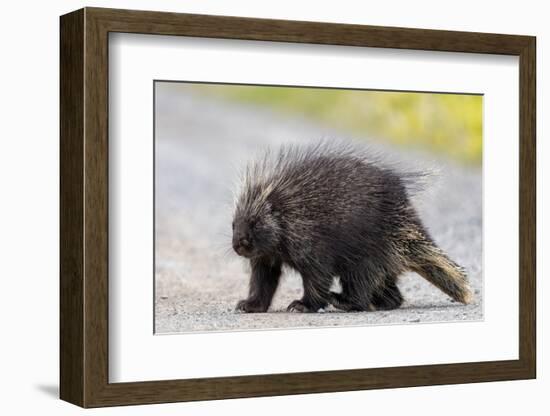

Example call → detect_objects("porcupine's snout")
233 236 252 257
232 221 253 257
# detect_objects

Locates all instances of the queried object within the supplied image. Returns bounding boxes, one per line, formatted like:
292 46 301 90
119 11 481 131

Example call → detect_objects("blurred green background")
192 84 482 165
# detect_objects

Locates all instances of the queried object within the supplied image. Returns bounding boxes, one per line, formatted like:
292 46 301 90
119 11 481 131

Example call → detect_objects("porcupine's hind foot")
287 299 309 313
235 299 269 313
286 299 329 313
370 280 403 310
329 292 373 312
328 274 375 312
287 271 332 313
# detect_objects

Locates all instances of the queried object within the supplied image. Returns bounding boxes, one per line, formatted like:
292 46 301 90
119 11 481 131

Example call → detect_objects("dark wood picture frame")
60 7 536 408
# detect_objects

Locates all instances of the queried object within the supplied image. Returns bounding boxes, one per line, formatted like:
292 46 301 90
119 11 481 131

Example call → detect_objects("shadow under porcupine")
231 142 472 313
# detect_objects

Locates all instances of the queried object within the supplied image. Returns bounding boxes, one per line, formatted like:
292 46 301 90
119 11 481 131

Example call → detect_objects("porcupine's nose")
233 235 251 255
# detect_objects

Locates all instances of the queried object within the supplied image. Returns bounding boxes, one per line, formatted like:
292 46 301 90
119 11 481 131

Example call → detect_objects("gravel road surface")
154 83 483 334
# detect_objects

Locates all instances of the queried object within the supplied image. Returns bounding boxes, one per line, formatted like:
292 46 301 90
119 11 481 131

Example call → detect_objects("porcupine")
231 142 473 313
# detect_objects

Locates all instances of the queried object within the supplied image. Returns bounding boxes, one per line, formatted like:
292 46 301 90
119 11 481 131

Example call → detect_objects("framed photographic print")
60 7 536 408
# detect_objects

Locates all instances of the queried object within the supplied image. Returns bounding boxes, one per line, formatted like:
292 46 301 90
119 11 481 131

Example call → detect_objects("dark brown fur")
232 142 472 313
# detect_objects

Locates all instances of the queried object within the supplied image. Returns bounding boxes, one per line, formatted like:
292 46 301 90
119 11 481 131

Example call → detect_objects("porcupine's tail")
406 227 473 304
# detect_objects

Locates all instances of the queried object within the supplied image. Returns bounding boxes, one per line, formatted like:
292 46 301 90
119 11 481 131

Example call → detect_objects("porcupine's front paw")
235 299 267 313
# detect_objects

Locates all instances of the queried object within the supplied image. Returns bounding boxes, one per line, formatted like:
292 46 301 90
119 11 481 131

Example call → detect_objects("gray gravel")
154 83 483 334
